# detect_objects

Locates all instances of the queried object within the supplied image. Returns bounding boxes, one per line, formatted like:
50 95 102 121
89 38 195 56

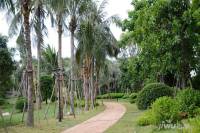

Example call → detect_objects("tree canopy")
119 0 200 89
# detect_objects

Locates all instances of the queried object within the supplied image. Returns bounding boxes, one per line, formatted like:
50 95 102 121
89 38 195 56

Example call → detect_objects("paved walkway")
61 102 126 133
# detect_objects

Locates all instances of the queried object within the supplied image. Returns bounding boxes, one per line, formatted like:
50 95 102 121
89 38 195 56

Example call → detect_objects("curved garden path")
61 102 126 133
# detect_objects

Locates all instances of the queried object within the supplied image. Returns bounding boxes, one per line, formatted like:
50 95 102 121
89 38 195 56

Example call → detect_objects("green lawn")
0 101 105 133
105 100 180 133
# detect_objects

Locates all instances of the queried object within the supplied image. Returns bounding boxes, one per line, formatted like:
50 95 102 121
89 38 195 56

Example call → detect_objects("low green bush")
40 75 54 103
129 93 137 104
136 83 174 110
194 108 200 116
129 93 137 99
122 94 130 99
16 97 27 112
183 117 200 133
151 96 180 127
97 93 124 99
176 88 200 117
74 100 99 107
137 110 155 126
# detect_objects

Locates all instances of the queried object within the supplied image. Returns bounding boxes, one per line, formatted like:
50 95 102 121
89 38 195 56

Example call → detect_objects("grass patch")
0 101 105 133
105 100 179 133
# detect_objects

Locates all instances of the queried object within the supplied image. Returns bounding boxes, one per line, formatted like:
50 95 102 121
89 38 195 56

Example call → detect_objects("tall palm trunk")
83 57 90 111
94 68 99 104
90 58 94 109
69 16 76 116
36 4 42 110
22 0 34 127
57 14 64 121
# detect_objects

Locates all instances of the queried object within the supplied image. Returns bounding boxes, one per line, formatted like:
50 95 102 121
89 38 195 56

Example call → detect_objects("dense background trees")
0 35 15 99
118 0 200 91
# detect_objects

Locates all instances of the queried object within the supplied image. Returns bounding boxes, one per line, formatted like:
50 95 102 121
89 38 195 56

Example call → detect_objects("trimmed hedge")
136 83 174 110
97 93 124 99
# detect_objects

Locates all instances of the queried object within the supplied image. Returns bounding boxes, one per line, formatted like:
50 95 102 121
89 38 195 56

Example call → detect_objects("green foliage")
97 93 124 99
129 93 138 104
16 97 27 112
118 58 144 92
136 83 174 110
40 75 54 103
137 110 155 126
183 117 200 133
192 73 200 90
120 0 200 88
176 88 200 117
194 108 200 116
151 97 181 126
0 98 5 105
42 45 58 74
0 35 15 98
122 93 130 99
74 100 99 107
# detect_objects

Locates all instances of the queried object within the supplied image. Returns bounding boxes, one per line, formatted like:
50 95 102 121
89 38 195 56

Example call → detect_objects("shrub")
194 108 200 116
129 93 138 104
129 93 137 99
151 97 180 127
137 110 155 126
40 75 54 103
16 97 27 112
122 94 130 99
74 100 99 107
176 88 200 117
183 117 200 133
97 93 124 99
136 83 174 110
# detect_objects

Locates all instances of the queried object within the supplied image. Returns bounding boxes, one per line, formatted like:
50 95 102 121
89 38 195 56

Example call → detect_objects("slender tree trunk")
83 58 89 111
94 69 99 104
57 14 64 121
84 76 89 111
90 59 95 109
70 28 75 116
36 5 42 110
22 0 34 127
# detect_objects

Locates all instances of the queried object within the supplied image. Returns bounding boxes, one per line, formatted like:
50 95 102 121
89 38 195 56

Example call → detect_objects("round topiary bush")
176 88 200 117
16 97 27 112
136 83 174 110
151 96 180 127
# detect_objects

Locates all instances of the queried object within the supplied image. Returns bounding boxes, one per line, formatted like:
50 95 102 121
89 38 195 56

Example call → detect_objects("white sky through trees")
0 0 132 59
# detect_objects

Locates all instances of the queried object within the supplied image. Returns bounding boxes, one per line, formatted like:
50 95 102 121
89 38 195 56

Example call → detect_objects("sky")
0 0 132 59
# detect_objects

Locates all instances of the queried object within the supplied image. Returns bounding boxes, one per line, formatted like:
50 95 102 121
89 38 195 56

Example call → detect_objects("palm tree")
47 0 68 121
42 44 58 74
8 0 47 110
76 0 119 110
0 0 14 11
66 0 90 116
21 0 34 127
33 0 46 110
